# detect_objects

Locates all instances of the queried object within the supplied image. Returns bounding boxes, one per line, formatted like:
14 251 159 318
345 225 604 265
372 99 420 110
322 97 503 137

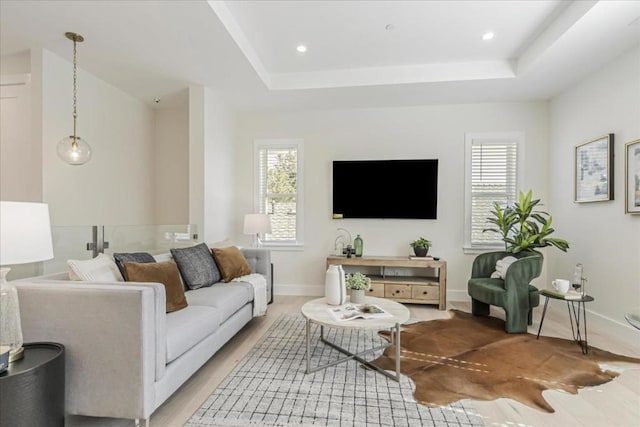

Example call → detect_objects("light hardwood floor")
148 296 640 427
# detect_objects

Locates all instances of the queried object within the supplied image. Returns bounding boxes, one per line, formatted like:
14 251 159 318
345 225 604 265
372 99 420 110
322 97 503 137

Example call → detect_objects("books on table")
541 288 583 300
328 303 393 321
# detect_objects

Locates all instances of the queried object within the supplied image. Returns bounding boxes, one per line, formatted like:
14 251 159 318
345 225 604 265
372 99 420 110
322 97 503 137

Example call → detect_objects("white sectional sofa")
14 248 271 425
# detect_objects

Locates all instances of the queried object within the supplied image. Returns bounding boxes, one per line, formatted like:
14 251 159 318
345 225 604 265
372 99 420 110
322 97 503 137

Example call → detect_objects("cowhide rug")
371 309 640 413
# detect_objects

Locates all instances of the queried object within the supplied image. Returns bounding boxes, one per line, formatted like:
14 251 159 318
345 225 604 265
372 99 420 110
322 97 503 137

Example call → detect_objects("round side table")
0 342 65 427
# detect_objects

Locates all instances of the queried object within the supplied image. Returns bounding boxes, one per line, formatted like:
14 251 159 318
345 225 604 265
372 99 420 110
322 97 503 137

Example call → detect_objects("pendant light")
56 32 92 165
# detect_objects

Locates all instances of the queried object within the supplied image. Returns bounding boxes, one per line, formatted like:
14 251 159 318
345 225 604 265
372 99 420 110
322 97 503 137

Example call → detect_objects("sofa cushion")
165 305 222 363
113 252 155 279
67 253 124 282
211 246 252 282
171 243 221 290
123 260 188 313
185 281 253 320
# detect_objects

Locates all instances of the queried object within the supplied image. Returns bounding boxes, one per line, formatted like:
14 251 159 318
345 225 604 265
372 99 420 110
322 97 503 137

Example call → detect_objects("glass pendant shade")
57 136 91 165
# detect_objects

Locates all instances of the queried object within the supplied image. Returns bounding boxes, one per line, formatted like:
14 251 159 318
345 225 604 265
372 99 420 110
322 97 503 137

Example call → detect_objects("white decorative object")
0 201 54 362
325 264 346 306
243 213 272 247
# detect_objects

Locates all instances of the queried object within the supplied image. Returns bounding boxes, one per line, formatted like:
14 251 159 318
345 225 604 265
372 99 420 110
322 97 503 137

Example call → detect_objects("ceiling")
1 0 639 111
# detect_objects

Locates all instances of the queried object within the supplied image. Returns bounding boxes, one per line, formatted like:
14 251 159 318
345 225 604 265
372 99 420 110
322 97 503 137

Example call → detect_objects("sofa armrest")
241 248 272 302
14 280 165 420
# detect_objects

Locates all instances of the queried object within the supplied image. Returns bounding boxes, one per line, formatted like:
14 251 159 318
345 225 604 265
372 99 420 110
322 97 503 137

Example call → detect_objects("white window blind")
255 139 304 246
464 133 523 250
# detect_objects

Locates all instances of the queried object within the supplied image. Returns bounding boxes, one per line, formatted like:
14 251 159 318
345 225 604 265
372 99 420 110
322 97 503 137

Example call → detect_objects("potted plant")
345 272 371 303
484 190 569 253
410 237 431 257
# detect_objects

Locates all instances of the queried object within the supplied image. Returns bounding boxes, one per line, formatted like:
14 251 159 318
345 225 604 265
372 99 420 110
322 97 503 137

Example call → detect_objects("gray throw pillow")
170 243 221 290
113 252 156 279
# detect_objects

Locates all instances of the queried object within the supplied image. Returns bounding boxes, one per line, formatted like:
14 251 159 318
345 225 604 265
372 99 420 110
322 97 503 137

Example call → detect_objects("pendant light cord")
72 36 78 145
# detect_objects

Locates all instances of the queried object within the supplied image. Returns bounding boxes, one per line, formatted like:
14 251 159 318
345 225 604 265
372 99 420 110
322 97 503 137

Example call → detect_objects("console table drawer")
411 285 440 301
367 282 385 297
385 284 412 299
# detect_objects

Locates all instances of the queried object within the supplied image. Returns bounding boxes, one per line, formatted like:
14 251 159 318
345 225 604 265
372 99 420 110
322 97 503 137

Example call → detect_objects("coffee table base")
305 319 402 382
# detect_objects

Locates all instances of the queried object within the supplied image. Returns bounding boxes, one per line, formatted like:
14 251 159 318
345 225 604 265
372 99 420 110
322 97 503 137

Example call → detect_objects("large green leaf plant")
484 190 569 254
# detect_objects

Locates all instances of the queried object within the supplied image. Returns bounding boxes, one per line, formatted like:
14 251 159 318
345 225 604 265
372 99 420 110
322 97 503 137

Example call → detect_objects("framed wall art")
574 134 614 203
625 139 640 214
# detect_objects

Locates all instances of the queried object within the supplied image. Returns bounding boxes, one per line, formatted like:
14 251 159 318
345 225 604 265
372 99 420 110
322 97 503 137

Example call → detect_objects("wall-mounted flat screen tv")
332 159 438 219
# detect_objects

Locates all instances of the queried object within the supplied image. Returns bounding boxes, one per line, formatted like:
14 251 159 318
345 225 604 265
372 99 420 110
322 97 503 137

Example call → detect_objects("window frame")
463 132 524 253
253 139 304 250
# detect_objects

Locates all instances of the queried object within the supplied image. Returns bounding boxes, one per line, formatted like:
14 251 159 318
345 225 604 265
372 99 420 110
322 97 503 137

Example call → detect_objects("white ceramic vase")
325 265 346 305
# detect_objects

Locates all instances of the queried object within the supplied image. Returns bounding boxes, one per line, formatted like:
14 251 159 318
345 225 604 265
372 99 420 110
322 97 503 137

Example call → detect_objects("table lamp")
243 213 272 247
0 201 54 362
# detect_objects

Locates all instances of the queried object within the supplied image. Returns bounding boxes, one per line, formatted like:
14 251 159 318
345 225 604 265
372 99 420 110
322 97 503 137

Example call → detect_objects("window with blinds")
464 133 523 249
255 139 304 246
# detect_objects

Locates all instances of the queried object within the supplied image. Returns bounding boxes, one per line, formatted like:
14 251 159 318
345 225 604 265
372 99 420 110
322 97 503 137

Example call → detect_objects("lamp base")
9 346 24 362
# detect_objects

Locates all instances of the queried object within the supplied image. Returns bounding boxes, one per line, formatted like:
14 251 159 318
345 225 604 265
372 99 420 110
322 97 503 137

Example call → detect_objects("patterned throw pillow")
123 260 188 313
211 246 252 282
170 243 221 290
67 253 124 282
113 252 156 280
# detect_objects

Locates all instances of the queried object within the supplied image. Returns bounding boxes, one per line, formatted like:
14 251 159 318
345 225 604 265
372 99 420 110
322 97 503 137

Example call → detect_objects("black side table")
0 342 65 427
536 290 594 354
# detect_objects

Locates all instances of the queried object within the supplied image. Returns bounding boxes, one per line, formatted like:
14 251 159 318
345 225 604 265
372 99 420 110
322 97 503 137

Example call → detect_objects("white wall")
40 49 156 226
190 85 236 244
203 88 235 244
0 51 30 74
235 101 549 297
548 46 640 333
154 107 189 224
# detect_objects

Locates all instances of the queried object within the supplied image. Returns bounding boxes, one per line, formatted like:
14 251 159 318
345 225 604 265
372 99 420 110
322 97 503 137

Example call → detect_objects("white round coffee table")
301 296 410 381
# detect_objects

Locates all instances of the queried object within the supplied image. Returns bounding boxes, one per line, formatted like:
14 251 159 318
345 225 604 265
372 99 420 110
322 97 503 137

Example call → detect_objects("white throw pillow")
494 256 518 279
68 253 124 282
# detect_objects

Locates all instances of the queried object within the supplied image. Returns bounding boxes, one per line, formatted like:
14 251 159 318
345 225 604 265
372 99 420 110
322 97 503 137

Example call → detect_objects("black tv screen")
332 159 438 219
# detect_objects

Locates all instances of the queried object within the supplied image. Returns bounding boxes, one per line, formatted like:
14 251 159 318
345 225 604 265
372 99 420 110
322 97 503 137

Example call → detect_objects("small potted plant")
345 272 371 304
410 237 431 257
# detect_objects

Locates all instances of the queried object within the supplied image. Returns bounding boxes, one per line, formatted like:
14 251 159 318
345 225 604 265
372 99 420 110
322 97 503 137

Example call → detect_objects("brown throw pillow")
123 260 188 313
211 246 252 282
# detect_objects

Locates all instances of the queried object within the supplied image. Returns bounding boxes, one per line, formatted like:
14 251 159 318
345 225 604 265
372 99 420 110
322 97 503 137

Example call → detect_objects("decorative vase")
350 288 365 304
354 234 363 257
325 265 346 305
413 246 429 257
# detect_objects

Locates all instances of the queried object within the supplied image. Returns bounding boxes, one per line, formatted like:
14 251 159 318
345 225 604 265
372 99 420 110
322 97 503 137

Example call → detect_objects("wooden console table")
326 256 447 310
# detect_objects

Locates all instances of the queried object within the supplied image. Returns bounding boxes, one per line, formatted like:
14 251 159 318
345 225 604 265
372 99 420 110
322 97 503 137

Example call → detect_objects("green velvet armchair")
468 251 543 333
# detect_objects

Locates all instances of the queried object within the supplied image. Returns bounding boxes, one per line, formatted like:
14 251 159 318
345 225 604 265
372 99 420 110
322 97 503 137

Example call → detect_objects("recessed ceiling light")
385 24 395 31
296 45 307 53
482 32 494 41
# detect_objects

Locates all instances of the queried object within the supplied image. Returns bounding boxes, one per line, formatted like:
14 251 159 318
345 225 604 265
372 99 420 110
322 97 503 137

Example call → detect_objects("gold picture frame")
574 134 614 203
625 139 640 214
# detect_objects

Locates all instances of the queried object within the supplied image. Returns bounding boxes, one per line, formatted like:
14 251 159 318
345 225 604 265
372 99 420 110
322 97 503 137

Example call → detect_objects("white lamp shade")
243 213 272 235
0 201 54 265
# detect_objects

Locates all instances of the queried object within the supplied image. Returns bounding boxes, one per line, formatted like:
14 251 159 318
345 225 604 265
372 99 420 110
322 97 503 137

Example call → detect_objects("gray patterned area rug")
186 313 484 427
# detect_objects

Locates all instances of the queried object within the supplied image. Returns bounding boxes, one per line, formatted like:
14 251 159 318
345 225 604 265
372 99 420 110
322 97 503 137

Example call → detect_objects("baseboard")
447 290 470 302
583 307 639 345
